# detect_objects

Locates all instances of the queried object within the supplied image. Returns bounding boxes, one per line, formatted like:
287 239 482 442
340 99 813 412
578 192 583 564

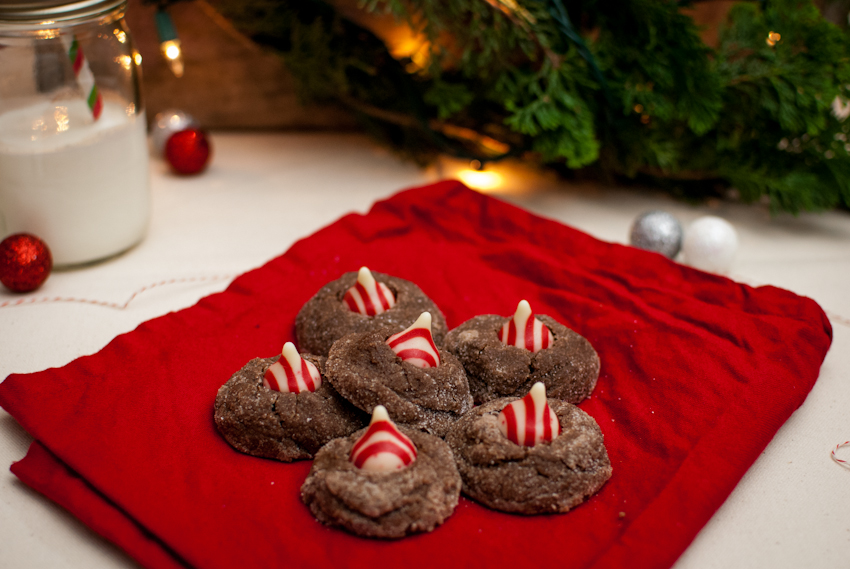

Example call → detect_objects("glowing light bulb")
160 39 184 77
766 31 781 47
457 168 504 192
156 9 184 78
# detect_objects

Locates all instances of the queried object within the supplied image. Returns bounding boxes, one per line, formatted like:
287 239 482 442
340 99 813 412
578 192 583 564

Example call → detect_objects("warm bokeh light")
160 40 184 77
766 31 781 47
431 157 555 197
36 26 59 39
164 41 181 60
456 169 504 192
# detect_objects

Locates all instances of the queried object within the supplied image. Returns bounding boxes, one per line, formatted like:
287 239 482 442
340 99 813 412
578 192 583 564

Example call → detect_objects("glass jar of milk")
0 1 149 266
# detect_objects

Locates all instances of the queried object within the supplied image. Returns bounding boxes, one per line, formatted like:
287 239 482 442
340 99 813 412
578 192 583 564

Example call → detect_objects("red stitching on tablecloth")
0 274 235 310
831 441 850 470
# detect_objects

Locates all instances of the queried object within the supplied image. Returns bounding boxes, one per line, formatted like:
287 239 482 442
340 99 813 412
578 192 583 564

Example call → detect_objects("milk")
0 99 149 266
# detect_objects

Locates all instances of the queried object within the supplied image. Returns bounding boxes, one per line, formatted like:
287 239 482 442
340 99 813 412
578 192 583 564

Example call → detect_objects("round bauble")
682 216 738 273
151 109 198 156
165 128 211 175
629 210 683 259
0 233 52 292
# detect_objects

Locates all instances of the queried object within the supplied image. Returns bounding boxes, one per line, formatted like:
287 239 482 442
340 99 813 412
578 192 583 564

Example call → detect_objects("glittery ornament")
629 210 683 259
682 216 738 273
165 128 211 175
0 233 52 292
151 109 197 156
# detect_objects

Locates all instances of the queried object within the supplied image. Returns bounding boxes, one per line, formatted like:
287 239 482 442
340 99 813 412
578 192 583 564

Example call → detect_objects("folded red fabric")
1 181 832 569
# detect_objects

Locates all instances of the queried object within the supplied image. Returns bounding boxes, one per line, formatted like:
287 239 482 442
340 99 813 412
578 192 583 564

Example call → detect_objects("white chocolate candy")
343 266 396 316
499 300 553 353
263 342 322 393
498 382 561 447
386 312 441 368
349 405 417 472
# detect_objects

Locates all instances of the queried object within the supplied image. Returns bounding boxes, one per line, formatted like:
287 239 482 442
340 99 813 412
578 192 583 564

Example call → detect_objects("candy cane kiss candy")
343 266 396 316
386 312 441 368
500 300 553 353
349 405 418 472
263 342 322 393
498 382 561 447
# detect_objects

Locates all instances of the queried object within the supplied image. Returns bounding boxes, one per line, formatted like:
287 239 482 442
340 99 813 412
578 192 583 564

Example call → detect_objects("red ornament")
0 233 52 292
165 128 211 175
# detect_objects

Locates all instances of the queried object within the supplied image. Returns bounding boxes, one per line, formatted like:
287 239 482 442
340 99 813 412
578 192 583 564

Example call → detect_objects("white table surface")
1 132 848 569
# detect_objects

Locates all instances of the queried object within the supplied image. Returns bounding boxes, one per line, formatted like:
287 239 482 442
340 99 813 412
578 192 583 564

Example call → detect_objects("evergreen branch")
338 95 515 158
208 0 850 212
539 0 612 105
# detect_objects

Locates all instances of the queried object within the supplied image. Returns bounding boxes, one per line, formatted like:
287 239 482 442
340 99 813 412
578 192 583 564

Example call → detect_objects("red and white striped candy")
349 405 417 472
343 267 396 316
498 382 561 447
386 312 440 368
500 300 553 353
263 342 322 393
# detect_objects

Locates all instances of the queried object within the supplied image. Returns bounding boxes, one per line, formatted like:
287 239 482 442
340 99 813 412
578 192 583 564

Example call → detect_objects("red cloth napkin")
1 181 832 569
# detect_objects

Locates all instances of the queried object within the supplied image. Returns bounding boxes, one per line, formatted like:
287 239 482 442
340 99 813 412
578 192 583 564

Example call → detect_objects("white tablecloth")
1 132 848 569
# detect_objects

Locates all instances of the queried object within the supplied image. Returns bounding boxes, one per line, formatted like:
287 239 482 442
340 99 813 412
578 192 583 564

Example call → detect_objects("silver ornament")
151 109 198 156
629 210 683 258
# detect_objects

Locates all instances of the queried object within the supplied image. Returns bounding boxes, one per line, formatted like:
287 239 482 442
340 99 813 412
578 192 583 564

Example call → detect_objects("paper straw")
61 35 103 120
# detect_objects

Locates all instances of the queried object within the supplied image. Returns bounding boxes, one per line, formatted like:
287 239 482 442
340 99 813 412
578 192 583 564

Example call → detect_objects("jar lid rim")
0 0 126 22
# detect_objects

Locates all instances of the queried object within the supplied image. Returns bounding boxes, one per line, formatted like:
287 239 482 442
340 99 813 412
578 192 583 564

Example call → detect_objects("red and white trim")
500 300 553 353
349 405 417 472
343 267 396 316
498 382 561 447
386 312 440 368
832 440 850 470
263 342 322 393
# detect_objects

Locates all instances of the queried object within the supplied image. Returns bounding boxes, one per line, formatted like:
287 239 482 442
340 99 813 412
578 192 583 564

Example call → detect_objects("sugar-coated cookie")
325 319 473 437
445 395 611 514
214 353 366 461
444 308 599 405
301 416 461 538
296 268 448 357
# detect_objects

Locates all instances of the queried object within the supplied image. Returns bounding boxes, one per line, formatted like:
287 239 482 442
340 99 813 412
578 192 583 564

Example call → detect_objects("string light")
456 161 503 192
766 31 781 47
155 8 184 77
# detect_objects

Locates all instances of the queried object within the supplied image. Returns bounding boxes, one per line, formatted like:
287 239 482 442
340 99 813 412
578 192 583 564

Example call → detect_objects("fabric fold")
0 180 832 569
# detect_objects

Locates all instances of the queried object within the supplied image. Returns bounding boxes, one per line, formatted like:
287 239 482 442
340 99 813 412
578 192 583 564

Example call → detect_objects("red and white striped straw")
831 441 850 470
61 35 103 120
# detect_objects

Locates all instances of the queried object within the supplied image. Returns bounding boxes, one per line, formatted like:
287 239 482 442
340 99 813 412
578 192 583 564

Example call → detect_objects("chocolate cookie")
443 314 599 404
325 329 473 437
300 426 461 538
214 355 366 461
445 397 612 514
295 270 448 357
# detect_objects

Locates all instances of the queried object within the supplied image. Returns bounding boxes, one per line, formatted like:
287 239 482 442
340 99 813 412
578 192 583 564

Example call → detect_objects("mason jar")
0 0 149 266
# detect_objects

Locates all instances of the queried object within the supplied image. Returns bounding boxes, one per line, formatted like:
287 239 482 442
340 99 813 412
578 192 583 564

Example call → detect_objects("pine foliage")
210 0 850 213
